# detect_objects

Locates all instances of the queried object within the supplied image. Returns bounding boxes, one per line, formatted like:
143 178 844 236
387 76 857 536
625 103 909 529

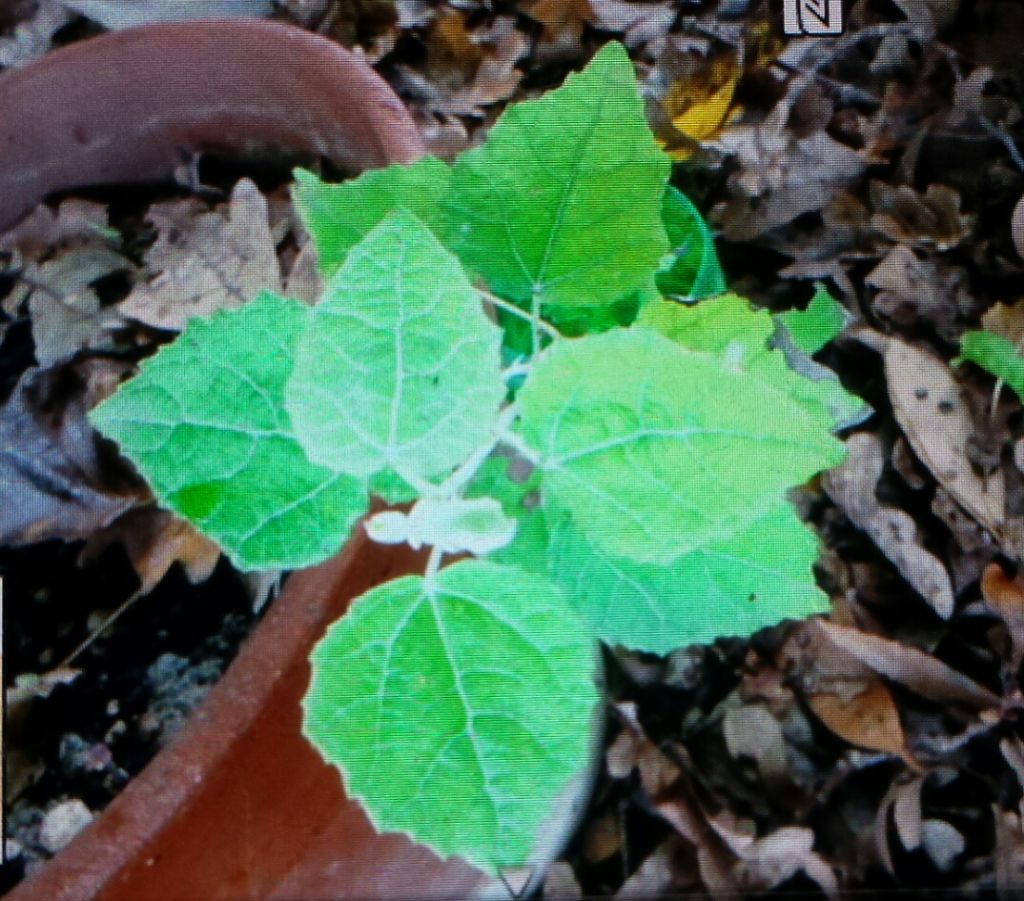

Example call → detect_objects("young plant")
89 42 858 879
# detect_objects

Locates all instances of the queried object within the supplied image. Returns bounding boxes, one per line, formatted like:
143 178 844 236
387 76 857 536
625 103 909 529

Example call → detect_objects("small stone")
104 720 127 744
39 800 93 854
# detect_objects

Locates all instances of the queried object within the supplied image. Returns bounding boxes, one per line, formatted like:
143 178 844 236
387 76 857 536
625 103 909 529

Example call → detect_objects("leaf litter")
8 0 1024 894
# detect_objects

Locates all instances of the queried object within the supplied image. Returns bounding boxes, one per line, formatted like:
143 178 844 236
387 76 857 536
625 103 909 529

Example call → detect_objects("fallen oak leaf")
117 178 281 330
808 678 918 772
824 431 955 619
867 245 974 342
874 773 924 876
734 827 838 898
0 360 146 546
711 110 867 241
816 619 1000 710
885 335 1024 561
868 181 975 251
980 562 1024 672
79 506 221 598
25 243 130 366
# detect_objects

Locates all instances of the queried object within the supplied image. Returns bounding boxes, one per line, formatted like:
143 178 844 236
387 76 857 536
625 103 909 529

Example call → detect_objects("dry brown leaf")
25 244 129 366
615 835 697 899
524 0 592 58
824 431 955 619
868 246 974 341
722 705 791 789
118 178 281 330
397 15 527 120
282 236 323 306
875 774 923 875
869 181 975 250
734 827 838 898
979 301 1024 348
931 486 999 595
0 361 146 546
588 1 673 53
885 336 1024 560
0 0 71 69
712 107 866 240
807 679 912 762
606 702 681 796
816 619 1001 709
653 798 744 896
79 506 221 598
981 563 1024 671
0 198 113 259
582 812 621 864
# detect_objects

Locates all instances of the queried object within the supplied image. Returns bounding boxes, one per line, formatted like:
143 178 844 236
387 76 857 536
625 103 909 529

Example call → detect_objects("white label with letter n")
783 0 843 35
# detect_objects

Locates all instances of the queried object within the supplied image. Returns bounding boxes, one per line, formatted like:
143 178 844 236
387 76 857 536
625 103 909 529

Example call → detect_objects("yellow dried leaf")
659 55 742 160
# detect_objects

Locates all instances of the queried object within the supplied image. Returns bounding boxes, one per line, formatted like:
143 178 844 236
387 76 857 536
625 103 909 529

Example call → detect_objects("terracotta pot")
9 535 512 899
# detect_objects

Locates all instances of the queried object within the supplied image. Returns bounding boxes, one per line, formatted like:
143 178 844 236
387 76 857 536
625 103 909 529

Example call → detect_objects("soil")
0 540 258 890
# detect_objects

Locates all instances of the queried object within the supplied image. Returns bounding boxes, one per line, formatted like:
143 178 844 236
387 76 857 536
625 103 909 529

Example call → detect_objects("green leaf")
776 284 851 356
655 186 726 300
957 330 1024 401
292 158 451 278
444 41 670 310
544 504 828 654
639 294 866 430
637 291 773 358
515 326 845 564
369 469 419 505
88 292 367 570
286 209 505 484
303 559 600 875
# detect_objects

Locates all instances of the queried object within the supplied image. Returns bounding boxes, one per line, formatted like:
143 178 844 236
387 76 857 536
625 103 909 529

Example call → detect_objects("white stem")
477 287 560 341
423 545 445 588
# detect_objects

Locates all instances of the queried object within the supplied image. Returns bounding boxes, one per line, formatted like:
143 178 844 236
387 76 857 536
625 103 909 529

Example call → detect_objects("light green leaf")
656 186 726 301
515 326 845 564
444 41 670 310
466 455 550 568
637 291 773 358
777 283 851 356
639 294 866 430
369 469 419 505
365 496 516 555
286 209 505 484
292 158 451 278
303 559 600 875
88 291 367 570
545 504 828 654
957 330 1024 401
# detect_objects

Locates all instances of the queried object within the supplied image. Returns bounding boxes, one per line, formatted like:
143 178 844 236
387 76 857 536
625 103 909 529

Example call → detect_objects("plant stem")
423 544 445 588
436 405 520 497
476 287 560 341
500 429 542 465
